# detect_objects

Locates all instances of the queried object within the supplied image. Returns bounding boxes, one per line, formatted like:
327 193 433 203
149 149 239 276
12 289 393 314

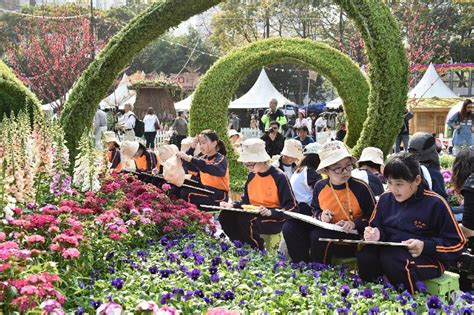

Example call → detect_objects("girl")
352 146 385 197
290 142 322 215
283 141 376 263
104 131 122 171
293 110 312 135
448 99 473 156
143 107 160 149
272 139 303 179
121 141 160 172
359 153 466 293
219 138 298 250
452 147 474 240
176 130 230 208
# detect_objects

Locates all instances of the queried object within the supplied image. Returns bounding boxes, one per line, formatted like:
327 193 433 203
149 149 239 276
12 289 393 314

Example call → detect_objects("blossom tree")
5 18 106 112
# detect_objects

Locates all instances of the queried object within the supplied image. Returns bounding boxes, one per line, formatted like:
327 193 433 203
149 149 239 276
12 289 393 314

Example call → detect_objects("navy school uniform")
283 177 376 263
179 152 230 209
218 166 298 250
357 187 466 293
461 173 474 231
423 164 448 201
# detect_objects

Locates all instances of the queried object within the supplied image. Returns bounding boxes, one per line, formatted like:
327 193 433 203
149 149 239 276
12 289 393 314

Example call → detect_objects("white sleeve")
420 165 432 190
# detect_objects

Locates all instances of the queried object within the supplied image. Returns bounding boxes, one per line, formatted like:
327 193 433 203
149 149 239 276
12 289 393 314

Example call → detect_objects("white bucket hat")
281 139 304 160
316 140 357 172
103 131 120 146
157 144 179 162
238 138 271 163
358 147 384 166
303 142 321 155
228 129 241 138
121 141 139 160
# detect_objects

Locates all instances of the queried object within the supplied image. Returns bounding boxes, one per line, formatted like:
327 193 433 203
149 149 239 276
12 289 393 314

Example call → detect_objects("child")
283 141 376 263
219 138 298 250
228 129 242 153
452 147 474 240
176 130 230 207
294 126 315 148
290 142 322 215
358 153 466 293
352 147 385 197
104 131 122 171
408 132 448 200
121 140 160 172
272 139 304 179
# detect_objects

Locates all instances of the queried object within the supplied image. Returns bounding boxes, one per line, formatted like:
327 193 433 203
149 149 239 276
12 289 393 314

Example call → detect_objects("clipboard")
319 238 408 247
200 205 261 214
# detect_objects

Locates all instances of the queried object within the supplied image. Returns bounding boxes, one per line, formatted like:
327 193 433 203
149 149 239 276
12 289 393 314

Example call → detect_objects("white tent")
408 63 458 99
99 74 136 109
229 68 295 109
326 97 342 109
174 93 193 111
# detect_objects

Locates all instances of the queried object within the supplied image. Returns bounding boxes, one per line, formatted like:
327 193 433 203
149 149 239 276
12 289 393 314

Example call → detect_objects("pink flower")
96 302 123 315
157 306 178 315
48 226 60 233
26 235 45 243
136 301 159 313
61 248 80 259
206 308 241 315
20 285 38 295
50 243 61 252
40 299 64 315
161 184 171 191
109 233 121 241
0 232 5 241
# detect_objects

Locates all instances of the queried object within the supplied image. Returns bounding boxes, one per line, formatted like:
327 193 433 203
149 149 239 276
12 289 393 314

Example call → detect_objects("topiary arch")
189 37 370 149
61 0 407 161
0 60 41 120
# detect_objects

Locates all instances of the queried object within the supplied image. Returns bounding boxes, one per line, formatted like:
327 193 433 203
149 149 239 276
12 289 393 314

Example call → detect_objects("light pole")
90 0 96 59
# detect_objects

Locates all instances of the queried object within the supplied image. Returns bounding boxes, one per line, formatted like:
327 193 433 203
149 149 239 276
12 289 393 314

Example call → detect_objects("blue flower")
327 303 334 309
274 289 285 296
312 271 320 278
181 248 193 259
237 249 249 257
415 281 427 293
411 302 417 309
255 272 263 278
211 256 222 266
361 288 373 298
460 307 472 315
299 285 309 297
461 292 473 303
108 266 115 274
105 252 115 261
137 250 149 260
160 236 169 246
320 285 327 295
111 278 124 290
211 273 220 283
194 289 204 298
340 285 350 297
194 253 205 265
160 269 174 278
426 295 442 310
403 290 412 300
204 296 213 305
188 268 201 281
239 300 246 306
232 240 243 248
212 292 221 299
172 287 184 295
336 307 348 315
397 294 407 306
183 291 194 301
405 309 416 315
369 306 379 314
237 260 247 271
89 300 102 309
148 265 158 274
160 292 173 305
381 289 389 301
352 275 362 288
254 281 263 287
223 290 235 300
75 307 85 315
220 242 230 252
209 266 218 274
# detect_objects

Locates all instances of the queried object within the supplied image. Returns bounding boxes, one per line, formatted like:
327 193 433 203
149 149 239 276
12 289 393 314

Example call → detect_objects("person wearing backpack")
117 103 136 141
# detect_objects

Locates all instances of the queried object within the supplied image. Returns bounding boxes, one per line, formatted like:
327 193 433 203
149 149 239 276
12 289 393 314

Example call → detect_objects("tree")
5 18 107 110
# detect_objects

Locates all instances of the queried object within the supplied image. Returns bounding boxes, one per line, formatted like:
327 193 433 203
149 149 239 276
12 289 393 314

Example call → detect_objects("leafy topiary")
0 60 41 121
61 0 407 163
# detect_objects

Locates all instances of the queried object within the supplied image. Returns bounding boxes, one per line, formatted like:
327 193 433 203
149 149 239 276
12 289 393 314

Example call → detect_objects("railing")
241 128 262 139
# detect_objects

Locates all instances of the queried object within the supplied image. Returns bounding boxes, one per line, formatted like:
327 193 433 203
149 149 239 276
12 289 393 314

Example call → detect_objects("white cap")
238 138 271 163
358 147 384 166
280 139 304 160
316 141 357 171
303 142 321 155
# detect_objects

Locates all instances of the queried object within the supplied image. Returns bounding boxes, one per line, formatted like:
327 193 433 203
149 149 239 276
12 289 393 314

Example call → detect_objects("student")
352 147 385 197
176 130 230 208
452 147 474 240
283 141 376 263
104 131 122 171
358 153 466 293
228 129 242 153
121 140 160 172
408 132 448 200
290 142 322 215
272 139 304 179
294 126 315 147
219 138 298 249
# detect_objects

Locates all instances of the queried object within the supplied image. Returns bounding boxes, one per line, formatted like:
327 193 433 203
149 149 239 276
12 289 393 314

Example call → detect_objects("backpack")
133 114 145 137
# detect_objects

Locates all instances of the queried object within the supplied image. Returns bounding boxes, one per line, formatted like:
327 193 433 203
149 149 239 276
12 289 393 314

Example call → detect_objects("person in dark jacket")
352 147 385 197
294 126 315 147
452 147 474 241
395 109 414 153
408 132 448 201
260 121 285 157
358 153 466 293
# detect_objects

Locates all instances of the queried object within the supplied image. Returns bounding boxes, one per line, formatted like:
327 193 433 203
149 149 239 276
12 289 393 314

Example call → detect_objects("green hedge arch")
0 60 41 119
189 37 370 147
61 0 407 160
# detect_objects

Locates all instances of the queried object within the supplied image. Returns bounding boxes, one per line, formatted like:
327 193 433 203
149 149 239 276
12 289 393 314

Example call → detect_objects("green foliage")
190 37 370 182
60 0 222 163
0 60 41 121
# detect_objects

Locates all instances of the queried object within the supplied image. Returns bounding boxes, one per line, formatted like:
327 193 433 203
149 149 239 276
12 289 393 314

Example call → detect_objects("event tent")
408 63 458 99
99 74 136 110
229 68 295 109
326 97 342 109
174 93 193 111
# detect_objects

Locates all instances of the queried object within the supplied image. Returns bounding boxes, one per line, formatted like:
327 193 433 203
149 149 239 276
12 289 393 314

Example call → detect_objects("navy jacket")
425 165 448 201
369 187 466 266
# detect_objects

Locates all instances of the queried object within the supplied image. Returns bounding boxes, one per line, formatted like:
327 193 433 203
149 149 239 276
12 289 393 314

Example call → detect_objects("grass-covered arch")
190 37 370 149
61 0 407 160
0 60 41 119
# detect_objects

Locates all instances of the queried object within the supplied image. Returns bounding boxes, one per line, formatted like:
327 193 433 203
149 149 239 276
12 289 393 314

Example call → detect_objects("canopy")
229 68 295 109
100 74 136 109
326 97 342 109
408 63 458 99
174 93 193 111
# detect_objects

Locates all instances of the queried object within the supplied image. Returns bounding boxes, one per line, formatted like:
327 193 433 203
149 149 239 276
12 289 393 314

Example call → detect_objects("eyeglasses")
328 165 353 174
244 162 257 168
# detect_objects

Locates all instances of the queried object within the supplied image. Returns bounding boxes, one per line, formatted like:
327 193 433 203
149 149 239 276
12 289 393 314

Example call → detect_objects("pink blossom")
136 301 159 314
157 306 178 315
109 233 121 241
26 235 45 243
50 243 61 251
48 226 60 233
206 308 241 315
40 299 64 314
61 248 80 259
161 184 171 191
0 263 12 272
0 232 5 241
20 285 38 295
96 302 123 315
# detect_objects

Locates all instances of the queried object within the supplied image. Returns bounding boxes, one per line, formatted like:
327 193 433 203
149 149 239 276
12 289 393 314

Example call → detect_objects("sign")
171 72 201 90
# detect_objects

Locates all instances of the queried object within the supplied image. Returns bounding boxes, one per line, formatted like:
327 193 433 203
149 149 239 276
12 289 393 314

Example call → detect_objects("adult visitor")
93 108 107 150
261 99 288 133
260 121 285 157
228 112 241 132
315 114 327 133
447 99 473 156
117 103 136 141
395 109 414 153
171 111 188 150
293 110 312 135
143 107 160 149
